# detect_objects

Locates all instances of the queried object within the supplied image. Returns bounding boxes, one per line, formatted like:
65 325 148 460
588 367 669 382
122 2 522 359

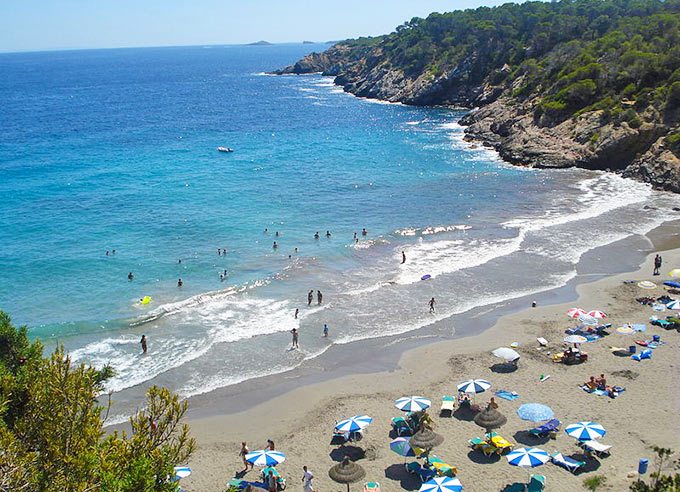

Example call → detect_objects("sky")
0 0 511 53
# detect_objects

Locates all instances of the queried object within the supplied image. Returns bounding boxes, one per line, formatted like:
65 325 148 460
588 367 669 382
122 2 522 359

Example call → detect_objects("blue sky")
0 0 511 52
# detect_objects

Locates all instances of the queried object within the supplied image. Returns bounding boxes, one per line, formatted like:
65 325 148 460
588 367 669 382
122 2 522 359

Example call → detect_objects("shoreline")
179 220 680 491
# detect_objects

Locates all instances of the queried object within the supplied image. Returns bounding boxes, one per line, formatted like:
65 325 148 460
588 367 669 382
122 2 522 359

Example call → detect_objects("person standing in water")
402 251 406 264
177 278 183 287
294 308 299 319
314 232 320 240
326 231 331 238
291 328 299 349
273 241 278 249
317 290 323 305
362 228 367 236
429 297 436 314
128 272 134 281
140 335 147 354
307 290 314 306
323 324 329 338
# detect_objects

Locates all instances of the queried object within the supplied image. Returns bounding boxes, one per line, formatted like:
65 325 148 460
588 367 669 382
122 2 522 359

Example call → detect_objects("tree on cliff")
0 311 195 491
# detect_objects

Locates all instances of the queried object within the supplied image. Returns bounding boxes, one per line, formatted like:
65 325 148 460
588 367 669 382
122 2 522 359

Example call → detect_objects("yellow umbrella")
669 269 680 278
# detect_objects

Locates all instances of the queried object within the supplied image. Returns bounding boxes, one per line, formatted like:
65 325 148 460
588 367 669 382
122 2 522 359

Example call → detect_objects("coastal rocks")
624 137 680 193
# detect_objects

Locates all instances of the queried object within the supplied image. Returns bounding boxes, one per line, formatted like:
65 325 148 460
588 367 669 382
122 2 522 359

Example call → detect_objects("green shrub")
584 475 607 491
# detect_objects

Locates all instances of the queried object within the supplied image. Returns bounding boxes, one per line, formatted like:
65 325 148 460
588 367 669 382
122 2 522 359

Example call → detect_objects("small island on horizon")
247 40 272 46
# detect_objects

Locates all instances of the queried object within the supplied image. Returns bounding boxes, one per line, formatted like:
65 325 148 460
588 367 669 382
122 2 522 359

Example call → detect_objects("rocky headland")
273 1 680 193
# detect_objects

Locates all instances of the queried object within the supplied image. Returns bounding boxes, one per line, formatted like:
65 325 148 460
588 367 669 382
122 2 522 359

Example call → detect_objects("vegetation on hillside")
338 0 680 134
0 311 195 492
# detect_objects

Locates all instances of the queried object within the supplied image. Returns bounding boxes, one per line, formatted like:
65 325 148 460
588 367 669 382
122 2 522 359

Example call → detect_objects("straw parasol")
474 403 507 434
329 456 366 492
409 426 444 451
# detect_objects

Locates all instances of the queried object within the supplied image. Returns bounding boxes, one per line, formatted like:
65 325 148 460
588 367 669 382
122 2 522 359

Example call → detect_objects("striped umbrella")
395 396 431 412
566 307 587 319
588 310 607 319
506 447 550 468
457 379 491 394
245 450 286 467
565 422 606 441
171 466 191 482
666 300 680 310
564 335 587 344
516 404 554 422
390 437 415 457
335 415 373 433
419 476 463 492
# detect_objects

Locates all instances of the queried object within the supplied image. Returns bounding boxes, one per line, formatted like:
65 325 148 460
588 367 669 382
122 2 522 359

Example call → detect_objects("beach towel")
632 324 647 332
495 390 519 401
632 349 652 361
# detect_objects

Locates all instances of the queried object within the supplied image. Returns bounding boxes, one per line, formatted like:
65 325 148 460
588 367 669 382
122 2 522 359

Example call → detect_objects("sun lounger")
440 396 454 417
537 337 548 347
579 440 612 457
528 474 546 492
391 417 414 436
363 481 381 491
529 418 561 438
405 462 436 482
551 452 585 473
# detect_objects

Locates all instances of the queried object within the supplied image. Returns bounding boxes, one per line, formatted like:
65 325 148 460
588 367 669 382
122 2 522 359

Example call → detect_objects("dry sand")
182 247 680 492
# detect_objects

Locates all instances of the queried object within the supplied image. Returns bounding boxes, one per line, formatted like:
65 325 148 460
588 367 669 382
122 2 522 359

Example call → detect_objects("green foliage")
583 474 607 491
630 446 680 491
666 131 680 153
0 312 195 492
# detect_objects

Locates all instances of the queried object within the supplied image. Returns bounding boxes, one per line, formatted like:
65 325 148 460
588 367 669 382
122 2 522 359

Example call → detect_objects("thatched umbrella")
474 403 507 434
409 426 444 451
329 456 366 492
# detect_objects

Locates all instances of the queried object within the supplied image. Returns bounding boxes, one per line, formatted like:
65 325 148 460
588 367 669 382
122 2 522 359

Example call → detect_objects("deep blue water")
1 44 678 419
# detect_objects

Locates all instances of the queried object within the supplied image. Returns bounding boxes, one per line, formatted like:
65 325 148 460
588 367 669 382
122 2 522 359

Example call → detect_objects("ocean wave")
394 224 470 237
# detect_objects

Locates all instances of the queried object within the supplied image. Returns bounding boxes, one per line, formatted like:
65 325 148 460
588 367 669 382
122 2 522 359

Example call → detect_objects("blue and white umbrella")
419 476 463 492
457 379 491 394
171 466 191 482
395 396 431 412
245 450 286 467
517 403 554 422
667 300 680 310
335 415 373 433
565 422 606 441
506 447 550 468
390 437 416 457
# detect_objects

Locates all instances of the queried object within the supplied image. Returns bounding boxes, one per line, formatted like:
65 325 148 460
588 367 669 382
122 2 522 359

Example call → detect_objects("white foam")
394 224 470 237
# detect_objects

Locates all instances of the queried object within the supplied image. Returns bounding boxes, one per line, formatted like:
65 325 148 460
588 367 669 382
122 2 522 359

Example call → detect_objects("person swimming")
326 230 331 237
128 272 134 281
273 241 278 249
314 232 320 240
177 278 183 287
362 228 367 236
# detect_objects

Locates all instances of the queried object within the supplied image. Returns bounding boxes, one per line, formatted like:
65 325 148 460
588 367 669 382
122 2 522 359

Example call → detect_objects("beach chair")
529 418 561 438
440 395 455 417
391 416 414 436
537 337 548 347
551 452 586 474
489 434 514 455
363 481 381 491
431 461 458 477
579 440 612 457
405 462 436 482
528 474 546 492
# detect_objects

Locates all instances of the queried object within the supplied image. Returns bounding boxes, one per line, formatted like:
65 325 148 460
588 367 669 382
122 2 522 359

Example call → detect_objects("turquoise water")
1 44 679 420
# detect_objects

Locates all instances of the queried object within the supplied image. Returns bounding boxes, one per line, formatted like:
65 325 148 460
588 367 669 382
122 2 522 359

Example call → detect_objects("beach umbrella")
171 466 191 482
491 347 520 362
669 269 680 278
565 422 606 441
457 379 491 394
506 447 550 468
566 307 586 319
517 404 554 422
328 456 366 492
395 396 431 412
577 313 599 326
335 415 373 433
410 427 444 451
390 437 415 457
245 450 286 467
666 300 680 310
616 326 634 334
564 335 587 344
638 281 656 290
474 404 507 434
419 476 463 492
588 310 607 319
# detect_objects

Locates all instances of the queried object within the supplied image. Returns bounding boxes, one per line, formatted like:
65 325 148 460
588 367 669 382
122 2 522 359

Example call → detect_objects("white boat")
217 146 234 153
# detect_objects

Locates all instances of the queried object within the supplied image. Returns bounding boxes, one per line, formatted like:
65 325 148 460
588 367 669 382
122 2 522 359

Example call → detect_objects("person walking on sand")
140 335 147 354
239 442 252 472
291 328 299 349
307 289 314 306
317 290 323 305
654 254 662 275
323 323 329 338
302 466 315 492
294 308 299 319
402 251 406 264
429 297 436 314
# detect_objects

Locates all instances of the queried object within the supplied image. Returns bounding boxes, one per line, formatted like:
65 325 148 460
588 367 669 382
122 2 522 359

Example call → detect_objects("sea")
1 44 679 422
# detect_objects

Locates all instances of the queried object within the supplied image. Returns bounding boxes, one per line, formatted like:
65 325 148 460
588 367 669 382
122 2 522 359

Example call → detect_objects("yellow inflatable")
140 296 152 305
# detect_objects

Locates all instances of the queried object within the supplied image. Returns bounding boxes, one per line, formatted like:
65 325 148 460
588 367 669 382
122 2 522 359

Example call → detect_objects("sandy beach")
181 228 680 492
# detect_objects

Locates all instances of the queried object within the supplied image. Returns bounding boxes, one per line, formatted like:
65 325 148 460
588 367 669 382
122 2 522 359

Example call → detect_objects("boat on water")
217 146 234 153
